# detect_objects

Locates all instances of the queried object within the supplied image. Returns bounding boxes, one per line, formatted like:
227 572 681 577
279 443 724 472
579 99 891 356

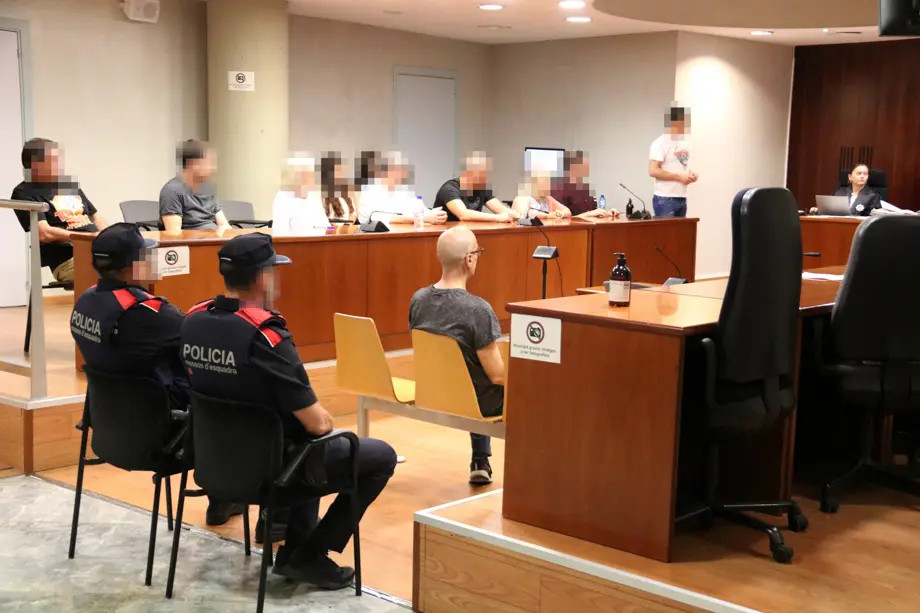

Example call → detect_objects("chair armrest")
701 337 719 410
275 429 360 488
163 422 189 456
229 219 272 229
136 220 159 231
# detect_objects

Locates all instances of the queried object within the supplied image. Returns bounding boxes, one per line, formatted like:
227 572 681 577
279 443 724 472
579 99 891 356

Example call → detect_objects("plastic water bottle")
414 196 425 231
598 194 606 210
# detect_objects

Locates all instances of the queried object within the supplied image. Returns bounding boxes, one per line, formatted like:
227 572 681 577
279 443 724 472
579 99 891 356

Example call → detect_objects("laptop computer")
815 195 851 216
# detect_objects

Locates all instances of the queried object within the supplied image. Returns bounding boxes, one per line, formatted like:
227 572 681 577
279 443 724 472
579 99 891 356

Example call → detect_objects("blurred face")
257 267 279 308
669 119 686 135
386 164 406 188
32 146 62 181
298 168 316 191
131 250 157 282
189 150 216 184
534 175 552 196
849 165 869 187
464 167 488 190
568 160 589 183
334 162 348 186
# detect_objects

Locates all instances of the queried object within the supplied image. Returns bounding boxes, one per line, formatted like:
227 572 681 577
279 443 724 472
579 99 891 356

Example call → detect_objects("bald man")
409 226 505 484
433 153 518 223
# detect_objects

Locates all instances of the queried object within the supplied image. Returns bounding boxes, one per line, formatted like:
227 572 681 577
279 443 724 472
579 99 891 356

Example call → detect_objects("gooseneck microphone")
653 244 687 286
619 183 652 220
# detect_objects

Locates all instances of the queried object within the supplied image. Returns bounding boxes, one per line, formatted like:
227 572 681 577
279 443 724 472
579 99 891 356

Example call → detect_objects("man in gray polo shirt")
159 140 230 232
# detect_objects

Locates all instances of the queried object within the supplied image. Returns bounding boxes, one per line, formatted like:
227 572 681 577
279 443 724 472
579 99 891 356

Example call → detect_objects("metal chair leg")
256 492 275 613
351 489 362 597
67 425 90 559
165 477 174 531
243 505 251 557
165 471 188 599
145 477 162 586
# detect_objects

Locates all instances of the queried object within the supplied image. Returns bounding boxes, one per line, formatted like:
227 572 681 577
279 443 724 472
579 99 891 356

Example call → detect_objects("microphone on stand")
619 183 652 220
653 244 687 286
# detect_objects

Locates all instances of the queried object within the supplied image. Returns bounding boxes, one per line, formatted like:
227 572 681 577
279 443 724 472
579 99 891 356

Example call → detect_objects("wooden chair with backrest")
334 314 415 436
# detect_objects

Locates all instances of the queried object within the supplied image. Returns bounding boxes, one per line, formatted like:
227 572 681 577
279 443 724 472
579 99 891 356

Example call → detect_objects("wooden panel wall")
787 39 920 211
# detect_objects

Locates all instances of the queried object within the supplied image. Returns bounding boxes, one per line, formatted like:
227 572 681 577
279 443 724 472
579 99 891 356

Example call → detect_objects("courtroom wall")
485 32 679 208
787 39 920 214
0 0 208 225
675 31 793 277
288 16 490 167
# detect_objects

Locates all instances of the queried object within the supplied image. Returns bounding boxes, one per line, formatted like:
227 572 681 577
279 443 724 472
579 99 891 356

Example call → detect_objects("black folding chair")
119 200 161 231
165 392 361 613
221 200 272 228
68 367 189 586
24 278 73 353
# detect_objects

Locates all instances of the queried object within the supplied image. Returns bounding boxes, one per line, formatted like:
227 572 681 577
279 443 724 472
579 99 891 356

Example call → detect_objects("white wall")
675 32 793 277
0 0 207 224
487 32 679 205
289 16 489 169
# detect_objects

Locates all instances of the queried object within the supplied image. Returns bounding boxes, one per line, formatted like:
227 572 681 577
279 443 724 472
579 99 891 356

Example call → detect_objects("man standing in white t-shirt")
648 106 698 218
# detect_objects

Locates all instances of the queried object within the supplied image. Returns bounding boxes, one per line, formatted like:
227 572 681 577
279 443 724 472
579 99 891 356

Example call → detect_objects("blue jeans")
653 195 687 218
471 400 503 459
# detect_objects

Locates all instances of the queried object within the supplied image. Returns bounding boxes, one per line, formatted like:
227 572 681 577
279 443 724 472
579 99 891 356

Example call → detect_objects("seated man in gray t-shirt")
159 139 229 232
409 226 505 485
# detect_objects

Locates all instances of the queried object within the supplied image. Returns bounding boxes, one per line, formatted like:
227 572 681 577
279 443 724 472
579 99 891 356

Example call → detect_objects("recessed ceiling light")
478 24 511 29
559 0 586 8
566 16 592 23
479 3 504 10
750 30 774 36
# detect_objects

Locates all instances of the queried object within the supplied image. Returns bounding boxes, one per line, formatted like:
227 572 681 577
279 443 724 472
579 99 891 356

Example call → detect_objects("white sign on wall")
228 71 255 92
154 246 190 277
510 314 561 364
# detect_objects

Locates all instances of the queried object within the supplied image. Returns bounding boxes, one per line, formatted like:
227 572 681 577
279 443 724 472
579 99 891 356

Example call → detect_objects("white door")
0 29 27 307
394 73 457 207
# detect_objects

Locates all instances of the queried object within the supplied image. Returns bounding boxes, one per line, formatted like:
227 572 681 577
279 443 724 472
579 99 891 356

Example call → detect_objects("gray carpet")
0 476 406 613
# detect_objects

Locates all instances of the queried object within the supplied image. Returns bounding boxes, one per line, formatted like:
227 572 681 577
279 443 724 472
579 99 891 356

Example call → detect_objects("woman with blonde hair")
511 172 572 220
272 154 329 236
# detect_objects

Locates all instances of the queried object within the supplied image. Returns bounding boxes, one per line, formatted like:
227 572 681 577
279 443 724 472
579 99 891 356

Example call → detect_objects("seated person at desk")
181 233 397 587
159 139 230 232
272 155 329 236
409 227 505 485
808 163 881 216
433 152 517 223
70 224 275 533
512 172 571 219
552 150 618 219
12 138 109 283
358 151 447 226
320 152 357 222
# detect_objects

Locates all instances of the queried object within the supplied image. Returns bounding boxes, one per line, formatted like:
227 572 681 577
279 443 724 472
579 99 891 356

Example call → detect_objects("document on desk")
802 272 844 281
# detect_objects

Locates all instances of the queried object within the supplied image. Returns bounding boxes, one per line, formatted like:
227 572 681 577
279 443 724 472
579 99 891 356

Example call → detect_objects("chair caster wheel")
820 497 839 514
787 512 809 533
770 543 794 564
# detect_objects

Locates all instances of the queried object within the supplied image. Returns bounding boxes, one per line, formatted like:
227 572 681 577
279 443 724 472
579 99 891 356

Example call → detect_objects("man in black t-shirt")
181 233 396 589
11 138 108 282
432 152 518 223
409 226 506 485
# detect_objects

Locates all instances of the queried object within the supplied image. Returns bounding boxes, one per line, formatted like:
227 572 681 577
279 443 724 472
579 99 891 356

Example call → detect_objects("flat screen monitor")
879 0 920 36
524 147 564 176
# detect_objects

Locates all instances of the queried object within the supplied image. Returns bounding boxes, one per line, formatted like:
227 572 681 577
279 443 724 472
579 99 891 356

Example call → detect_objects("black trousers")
286 437 396 559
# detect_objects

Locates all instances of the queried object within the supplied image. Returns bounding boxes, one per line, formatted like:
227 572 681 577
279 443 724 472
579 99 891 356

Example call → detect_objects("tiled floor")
0 476 406 613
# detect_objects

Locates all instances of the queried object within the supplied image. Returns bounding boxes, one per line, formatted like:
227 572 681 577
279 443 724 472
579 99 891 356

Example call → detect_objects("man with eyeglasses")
409 226 505 484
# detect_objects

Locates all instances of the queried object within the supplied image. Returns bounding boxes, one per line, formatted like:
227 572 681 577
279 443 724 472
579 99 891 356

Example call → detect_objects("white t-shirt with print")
649 134 691 198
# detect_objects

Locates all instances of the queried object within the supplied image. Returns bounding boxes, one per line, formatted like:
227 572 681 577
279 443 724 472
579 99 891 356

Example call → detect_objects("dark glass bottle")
608 252 632 307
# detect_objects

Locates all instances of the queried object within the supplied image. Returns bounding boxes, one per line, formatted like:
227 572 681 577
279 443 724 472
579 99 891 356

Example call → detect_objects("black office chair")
24 278 73 353
119 200 161 231
68 368 189 587
165 393 361 613
221 200 271 228
814 215 920 513
838 169 888 202
678 187 808 564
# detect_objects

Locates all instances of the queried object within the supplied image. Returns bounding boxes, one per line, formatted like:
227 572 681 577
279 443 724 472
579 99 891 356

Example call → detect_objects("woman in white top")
511 172 572 220
272 155 329 236
357 151 447 226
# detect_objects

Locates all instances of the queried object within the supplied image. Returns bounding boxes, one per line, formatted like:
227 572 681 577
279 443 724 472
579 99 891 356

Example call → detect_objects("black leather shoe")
205 502 245 526
255 518 288 545
274 552 355 590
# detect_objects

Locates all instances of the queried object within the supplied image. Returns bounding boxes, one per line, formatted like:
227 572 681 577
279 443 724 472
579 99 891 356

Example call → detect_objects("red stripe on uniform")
112 288 138 311
187 299 213 315
260 327 282 347
236 307 273 328
140 299 163 312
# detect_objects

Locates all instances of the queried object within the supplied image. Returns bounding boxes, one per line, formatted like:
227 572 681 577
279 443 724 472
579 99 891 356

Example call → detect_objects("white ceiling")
287 0 883 46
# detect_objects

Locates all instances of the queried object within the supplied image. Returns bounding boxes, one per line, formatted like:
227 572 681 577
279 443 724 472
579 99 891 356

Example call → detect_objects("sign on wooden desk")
511 314 561 364
153 246 190 277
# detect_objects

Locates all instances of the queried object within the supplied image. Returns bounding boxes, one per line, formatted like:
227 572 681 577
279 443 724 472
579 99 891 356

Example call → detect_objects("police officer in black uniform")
181 233 397 589
70 223 253 531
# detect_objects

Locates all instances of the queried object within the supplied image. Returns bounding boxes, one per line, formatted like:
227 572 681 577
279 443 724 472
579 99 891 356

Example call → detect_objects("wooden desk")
800 216 864 268
585 217 698 286
503 274 841 562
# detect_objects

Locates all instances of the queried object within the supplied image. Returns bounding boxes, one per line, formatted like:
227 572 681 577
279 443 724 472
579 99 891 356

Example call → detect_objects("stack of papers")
802 272 845 282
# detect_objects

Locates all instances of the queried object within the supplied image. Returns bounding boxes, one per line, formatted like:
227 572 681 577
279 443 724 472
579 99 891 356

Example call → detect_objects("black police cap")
218 233 291 270
92 222 158 270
